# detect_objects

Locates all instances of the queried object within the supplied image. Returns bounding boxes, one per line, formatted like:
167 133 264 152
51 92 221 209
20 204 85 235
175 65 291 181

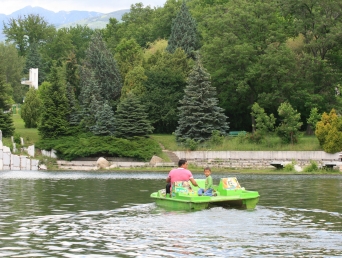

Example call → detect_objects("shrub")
36 134 163 161
209 130 224 146
184 138 199 151
303 160 319 172
13 132 21 145
245 131 263 144
283 162 295 172
315 109 342 153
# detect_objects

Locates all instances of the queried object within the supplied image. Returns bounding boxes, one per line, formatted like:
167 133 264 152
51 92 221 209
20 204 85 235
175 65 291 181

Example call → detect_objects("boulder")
294 164 303 172
97 157 109 169
39 164 47 170
150 155 163 166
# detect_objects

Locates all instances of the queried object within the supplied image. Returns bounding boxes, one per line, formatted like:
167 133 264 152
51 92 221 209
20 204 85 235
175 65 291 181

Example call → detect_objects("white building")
21 68 38 89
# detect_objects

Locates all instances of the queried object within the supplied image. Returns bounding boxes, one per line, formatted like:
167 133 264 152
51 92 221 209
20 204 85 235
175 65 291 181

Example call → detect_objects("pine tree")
90 101 116 136
175 55 229 142
38 63 71 139
78 68 103 132
166 1 200 58
115 93 154 138
82 31 122 104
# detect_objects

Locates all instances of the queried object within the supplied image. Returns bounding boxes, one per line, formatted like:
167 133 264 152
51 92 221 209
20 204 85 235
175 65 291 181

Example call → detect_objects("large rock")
150 155 163 166
97 157 110 169
294 164 303 172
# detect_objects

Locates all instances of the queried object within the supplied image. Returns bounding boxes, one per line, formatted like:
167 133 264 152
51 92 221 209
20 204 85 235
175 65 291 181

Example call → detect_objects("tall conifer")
82 31 122 104
38 63 70 139
166 1 200 58
175 55 229 142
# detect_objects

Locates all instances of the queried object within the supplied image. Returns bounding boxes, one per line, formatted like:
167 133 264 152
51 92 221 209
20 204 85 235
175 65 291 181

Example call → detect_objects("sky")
0 0 167 15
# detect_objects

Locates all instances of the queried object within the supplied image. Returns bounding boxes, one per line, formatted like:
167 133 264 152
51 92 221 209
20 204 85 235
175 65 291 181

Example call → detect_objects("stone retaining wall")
173 151 341 169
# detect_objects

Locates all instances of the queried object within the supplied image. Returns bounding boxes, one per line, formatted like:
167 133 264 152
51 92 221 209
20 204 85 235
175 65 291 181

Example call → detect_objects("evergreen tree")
66 82 80 127
166 1 200 58
21 87 42 128
276 102 303 144
38 63 70 139
115 93 154 138
0 112 15 138
24 41 45 85
175 55 229 142
82 31 122 105
0 69 14 137
90 101 116 136
78 68 103 132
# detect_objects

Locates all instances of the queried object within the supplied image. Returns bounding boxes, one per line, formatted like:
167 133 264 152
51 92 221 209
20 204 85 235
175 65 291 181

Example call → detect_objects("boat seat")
219 177 241 190
172 180 195 195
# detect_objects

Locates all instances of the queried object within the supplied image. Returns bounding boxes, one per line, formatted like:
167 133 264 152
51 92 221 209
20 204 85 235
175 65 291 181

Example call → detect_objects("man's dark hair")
178 159 187 167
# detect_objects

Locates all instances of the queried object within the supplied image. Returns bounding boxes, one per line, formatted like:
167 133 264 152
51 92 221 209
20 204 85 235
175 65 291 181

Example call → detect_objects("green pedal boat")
150 177 260 211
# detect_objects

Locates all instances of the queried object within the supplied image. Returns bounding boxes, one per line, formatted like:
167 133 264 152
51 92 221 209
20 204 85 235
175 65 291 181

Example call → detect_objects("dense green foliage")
175 56 229 142
36 134 162 161
3 14 55 56
2 0 342 156
142 47 191 133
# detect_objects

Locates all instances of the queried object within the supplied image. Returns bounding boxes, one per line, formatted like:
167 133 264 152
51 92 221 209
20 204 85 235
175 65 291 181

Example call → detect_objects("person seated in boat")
166 159 199 195
197 167 216 196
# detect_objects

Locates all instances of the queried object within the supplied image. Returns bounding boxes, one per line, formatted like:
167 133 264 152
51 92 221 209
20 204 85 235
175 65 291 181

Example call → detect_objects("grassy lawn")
2 114 40 147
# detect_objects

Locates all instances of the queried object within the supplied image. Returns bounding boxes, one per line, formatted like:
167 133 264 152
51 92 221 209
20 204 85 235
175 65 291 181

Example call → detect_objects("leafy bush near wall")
303 160 319 172
36 133 163 161
283 162 295 172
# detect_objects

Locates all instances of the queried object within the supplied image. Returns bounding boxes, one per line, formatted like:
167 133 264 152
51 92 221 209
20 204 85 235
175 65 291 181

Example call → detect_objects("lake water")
0 171 341 257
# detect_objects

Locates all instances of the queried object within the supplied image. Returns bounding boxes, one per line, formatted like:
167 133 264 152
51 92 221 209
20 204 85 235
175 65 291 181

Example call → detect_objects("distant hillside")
58 9 130 29
0 6 129 41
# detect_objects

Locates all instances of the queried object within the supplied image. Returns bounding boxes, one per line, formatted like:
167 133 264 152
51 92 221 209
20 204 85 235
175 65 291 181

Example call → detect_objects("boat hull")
151 177 260 211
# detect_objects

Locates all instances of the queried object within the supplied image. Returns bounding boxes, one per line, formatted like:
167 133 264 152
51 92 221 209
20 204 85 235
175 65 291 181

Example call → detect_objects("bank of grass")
150 133 322 151
3 115 332 173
